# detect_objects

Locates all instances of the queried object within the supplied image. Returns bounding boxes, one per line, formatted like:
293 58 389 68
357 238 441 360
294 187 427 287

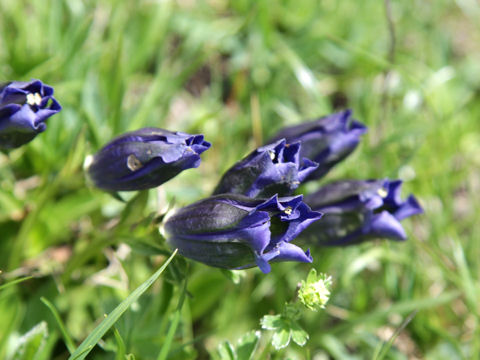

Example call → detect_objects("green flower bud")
298 269 332 311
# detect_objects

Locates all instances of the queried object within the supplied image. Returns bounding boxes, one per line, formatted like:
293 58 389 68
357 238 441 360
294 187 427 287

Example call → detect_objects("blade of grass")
9 177 61 269
68 249 177 360
372 310 417 360
331 290 460 334
275 36 329 111
451 238 480 357
40 297 76 354
156 278 188 360
113 325 126 360
0 276 33 291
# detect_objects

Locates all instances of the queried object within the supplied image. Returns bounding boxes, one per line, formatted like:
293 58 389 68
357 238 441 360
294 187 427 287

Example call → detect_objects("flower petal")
213 139 318 198
87 128 210 191
367 211 407 241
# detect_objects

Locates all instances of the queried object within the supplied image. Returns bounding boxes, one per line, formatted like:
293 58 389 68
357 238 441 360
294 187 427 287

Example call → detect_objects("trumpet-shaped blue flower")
0 80 62 149
268 110 367 181
163 194 322 273
303 179 422 245
86 128 211 191
213 139 318 198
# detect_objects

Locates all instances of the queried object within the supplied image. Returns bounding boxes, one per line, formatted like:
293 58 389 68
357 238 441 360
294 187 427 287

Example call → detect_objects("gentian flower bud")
162 194 322 273
213 139 318 198
268 110 367 181
0 80 62 149
85 128 211 191
302 179 423 245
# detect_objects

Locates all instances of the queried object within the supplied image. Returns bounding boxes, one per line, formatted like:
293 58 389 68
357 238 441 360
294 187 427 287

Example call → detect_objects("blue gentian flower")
302 179 423 245
0 80 62 149
163 194 322 273
86 128 211 191
268 110 367 181
213 139 318 198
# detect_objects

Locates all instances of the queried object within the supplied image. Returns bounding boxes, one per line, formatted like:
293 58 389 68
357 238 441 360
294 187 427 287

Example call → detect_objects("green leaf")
40 297 75 354
217 341 236 360
112 326 126 360
0 276 33 291
290 322 309 347
68 250 177 360
271 327 291 350
220 269 245 284
9 322 48 360
236 331 260 360
117 190 150 227
156 278 187 360
260 314 282 330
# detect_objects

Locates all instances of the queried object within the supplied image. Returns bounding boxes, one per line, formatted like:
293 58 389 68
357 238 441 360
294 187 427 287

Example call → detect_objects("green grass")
1 0 479 358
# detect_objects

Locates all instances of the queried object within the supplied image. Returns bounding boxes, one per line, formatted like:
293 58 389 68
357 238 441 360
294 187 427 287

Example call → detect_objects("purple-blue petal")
87 128 211 191
384 180 403 206
302 179 422 245
367 211 407 241
0 79 61 149
271 242 313 263
277 201 323 244
164 194 321 273
254 243 312 274
267 110 367 181
394 195 423 221
213 139 318 198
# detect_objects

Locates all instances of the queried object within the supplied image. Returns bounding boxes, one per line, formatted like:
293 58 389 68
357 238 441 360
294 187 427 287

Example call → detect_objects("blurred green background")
1 0 479 359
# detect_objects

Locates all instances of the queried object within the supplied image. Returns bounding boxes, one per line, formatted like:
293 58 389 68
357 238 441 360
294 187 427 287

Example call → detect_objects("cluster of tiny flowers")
298 269 332 311
1 79 422 274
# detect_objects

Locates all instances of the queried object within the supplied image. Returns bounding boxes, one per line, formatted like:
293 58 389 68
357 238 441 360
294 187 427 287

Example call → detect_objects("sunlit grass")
0 0 479 358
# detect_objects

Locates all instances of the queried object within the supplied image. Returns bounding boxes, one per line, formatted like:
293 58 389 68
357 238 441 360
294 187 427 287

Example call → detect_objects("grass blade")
156 278 187 360
68 249 177 360
113 325 126 360
373 310 418 360
0 275 33 291
40 296 76 354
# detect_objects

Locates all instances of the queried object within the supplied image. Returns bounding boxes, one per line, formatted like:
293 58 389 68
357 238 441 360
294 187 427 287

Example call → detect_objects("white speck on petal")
127 154 143 171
